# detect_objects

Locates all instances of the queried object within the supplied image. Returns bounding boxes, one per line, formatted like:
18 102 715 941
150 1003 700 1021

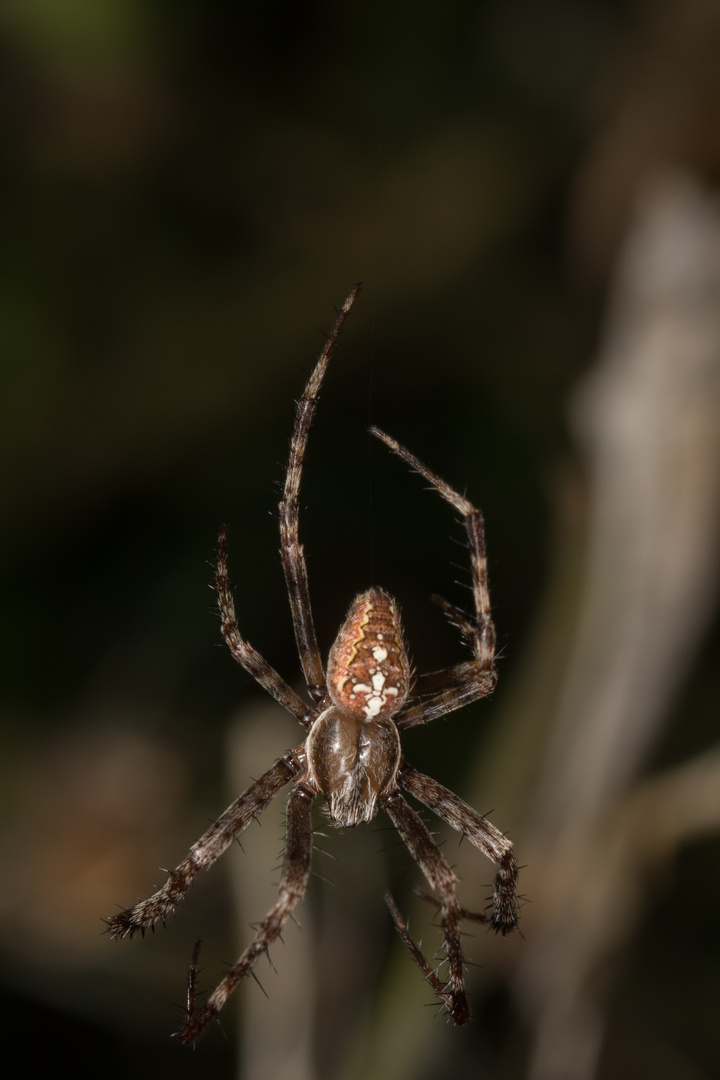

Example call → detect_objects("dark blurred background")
2 2 720 1078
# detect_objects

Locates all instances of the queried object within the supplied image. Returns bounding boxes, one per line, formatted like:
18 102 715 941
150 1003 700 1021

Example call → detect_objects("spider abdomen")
306 710 401 826
327 588 411 720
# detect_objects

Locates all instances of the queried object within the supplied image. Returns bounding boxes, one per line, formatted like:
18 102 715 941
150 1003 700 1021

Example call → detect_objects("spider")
106 284 520 1042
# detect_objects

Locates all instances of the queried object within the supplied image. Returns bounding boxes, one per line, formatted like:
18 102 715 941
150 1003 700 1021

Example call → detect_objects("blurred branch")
515 172 720 1080
227 706 316 1080
536 172 720 836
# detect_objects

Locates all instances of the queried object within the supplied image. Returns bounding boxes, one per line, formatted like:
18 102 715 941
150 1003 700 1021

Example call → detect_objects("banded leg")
399 763 519 933
383 892 455 1012
180 782 315 1043
370 428 497 731
279 285 362 703
431 593 477 647
382 790 470 1024
217 526 312 727
396 664 499 730
106 751 301 938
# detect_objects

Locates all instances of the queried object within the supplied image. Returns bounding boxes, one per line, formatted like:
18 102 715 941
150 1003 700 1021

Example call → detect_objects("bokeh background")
2 2 720 1078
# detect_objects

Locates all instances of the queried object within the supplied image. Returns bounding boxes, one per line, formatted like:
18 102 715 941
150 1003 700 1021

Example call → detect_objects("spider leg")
106 749 302 938
185 939 203 1020
399 763 519 933
383 891 455 1012
217 526 312 727
279 285 362 704
397 666 499 730
370 428 497 731
381 790 470 1024
179 782 315 1044
410 885 491 925
431 593 476 647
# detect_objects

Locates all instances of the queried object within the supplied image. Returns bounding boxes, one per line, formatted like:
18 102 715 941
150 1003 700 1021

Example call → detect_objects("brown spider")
106 284 520 1042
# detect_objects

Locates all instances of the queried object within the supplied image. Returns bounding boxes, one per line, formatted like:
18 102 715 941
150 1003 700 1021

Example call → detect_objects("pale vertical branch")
227 707 316 1080
515 173 720 1080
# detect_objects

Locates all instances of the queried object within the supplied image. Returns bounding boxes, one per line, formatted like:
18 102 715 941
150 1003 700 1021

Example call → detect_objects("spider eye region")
327 588 411 720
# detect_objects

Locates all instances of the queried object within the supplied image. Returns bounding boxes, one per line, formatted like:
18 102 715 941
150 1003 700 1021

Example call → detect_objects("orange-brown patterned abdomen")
327 588 411 719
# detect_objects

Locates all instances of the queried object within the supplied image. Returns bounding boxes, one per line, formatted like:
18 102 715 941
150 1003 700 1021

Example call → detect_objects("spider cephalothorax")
106 285 520 1042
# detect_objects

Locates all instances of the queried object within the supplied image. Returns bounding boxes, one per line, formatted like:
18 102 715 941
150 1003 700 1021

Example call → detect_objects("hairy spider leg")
105 751 302 938
399 764 519 934
382 790 470 1024
217 525 312 727
279 284 362 703
180 782 315 1044
369 428 498 730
